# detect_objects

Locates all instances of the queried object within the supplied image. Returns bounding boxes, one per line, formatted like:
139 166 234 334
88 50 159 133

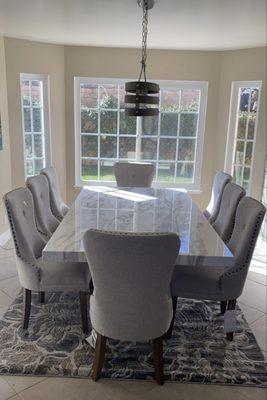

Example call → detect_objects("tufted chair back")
114 162 155 187
204 171 232 223
4 188 46 290
26 175 60 238
212 183 245 242
220 197 266 299
83 229 180 341
41 167 69 220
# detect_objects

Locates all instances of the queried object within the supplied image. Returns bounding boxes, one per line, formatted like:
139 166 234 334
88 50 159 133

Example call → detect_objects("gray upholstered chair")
83 229 180 384
41 166 69 221
212 182 245 242
204 171 232 223
114 162 155 187
26 175 60 239
3 188 90 334
171 197 266 341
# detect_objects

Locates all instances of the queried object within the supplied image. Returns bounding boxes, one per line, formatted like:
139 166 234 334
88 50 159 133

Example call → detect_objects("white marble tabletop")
43 186 234 267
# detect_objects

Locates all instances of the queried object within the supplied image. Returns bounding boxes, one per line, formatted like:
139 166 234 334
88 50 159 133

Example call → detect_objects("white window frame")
20 73 52 178
225 80 262 194
74 77 208 190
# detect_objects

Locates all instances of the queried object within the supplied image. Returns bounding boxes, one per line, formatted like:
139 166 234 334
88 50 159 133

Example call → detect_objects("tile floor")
0 242 266 400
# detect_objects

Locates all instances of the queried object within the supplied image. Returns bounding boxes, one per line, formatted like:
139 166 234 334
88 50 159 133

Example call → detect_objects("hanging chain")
138 1 148 82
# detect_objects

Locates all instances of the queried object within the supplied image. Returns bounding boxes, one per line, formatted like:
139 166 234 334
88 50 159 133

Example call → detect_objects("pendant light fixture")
125 0 159 117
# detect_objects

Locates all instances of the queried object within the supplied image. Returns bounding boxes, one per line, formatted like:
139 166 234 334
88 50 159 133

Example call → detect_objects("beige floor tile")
0 306 7 319
140 383 267 400
0 289 13 308
242 387 267 400
0 280 20 300
250 315 267 352
16 377 139 400
0 245 14 260
117 379 156 396
239 280 266 313
0 276 21 299
0 257 17 281
238 301 265 324
2 376 47 394
0 376 16 400
248 270 267 286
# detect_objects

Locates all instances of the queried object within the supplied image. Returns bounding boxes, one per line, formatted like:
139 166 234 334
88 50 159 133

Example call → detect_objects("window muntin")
75 78 208 189
226 81 262 193
20 74 51 178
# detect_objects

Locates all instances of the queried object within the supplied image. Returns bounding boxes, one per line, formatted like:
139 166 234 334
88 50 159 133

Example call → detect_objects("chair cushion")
171 265 229 301
37 259 90 292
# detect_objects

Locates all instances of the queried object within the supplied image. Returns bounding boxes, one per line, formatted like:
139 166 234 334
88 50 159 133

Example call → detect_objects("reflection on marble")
43 187 234 267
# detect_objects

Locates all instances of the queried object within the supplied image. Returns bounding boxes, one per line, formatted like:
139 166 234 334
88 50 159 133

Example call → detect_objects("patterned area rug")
0 292 266 386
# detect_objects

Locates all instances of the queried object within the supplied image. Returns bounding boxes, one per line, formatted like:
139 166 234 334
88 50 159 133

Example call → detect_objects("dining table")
43 185 234 268
42 185 235 342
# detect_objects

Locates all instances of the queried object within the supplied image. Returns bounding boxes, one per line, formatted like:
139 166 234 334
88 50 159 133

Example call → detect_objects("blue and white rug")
0 292 266 386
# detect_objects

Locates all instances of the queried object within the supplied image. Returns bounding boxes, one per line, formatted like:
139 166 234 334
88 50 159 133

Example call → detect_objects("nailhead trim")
4 195 41 283
219 209 265 289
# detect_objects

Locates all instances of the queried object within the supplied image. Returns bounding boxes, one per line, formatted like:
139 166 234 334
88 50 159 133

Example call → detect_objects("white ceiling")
0 0 266 50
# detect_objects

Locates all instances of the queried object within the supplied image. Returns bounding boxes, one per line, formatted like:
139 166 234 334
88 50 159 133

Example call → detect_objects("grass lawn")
82 165 193 184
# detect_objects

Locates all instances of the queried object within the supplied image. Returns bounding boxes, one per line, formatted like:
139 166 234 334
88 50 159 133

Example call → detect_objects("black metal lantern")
125 0 159 117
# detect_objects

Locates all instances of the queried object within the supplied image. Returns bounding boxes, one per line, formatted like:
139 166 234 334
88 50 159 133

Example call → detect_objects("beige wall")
1 38 266 224
65 46 222 208
0 36 12 235
216 47 266 200
4 38 66 201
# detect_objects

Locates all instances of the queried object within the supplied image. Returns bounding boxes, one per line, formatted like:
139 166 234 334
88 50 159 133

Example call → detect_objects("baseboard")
0 229 11 247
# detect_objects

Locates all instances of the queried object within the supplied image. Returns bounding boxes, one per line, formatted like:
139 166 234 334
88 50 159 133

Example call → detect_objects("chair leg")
226 299 236 342
152 336 164 385
23 288 31 330
79 292 89 335
39 291 45 303
220 300 227 314
91 332 107 381
164 296 177 339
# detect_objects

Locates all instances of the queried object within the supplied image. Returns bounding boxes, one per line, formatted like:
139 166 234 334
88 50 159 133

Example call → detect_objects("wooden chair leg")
79 291 89 335
220 300 227 314
164 296 177 339
23 288 31 330
152 336 164 385
91 332 107 381
226 299 236 342
39 291 45 303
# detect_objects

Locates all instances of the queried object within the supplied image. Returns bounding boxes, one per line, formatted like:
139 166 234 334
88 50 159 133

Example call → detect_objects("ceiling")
0 0 266 50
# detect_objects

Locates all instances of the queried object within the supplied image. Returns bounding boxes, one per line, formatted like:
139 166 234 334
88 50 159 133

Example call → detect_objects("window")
75 78 208 189
20 74 51 177
225 81 262 193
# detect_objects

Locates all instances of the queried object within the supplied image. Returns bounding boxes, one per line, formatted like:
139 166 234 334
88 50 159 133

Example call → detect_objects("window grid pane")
22 78 46 177
78 82 204 185
231 86 260 191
